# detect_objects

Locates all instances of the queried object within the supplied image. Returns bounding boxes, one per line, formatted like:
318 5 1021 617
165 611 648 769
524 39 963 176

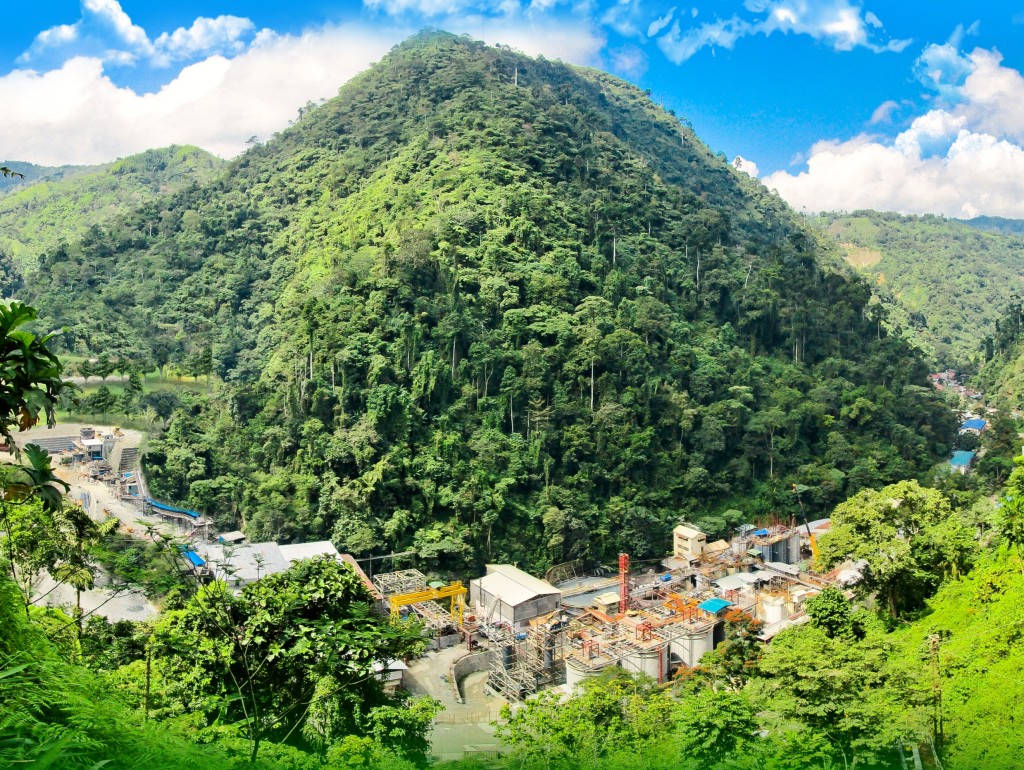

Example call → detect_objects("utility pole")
144 644 152 723
929 633 944 749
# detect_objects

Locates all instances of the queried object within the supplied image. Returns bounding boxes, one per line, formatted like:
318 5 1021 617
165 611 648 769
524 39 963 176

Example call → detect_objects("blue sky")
4 1 1024 217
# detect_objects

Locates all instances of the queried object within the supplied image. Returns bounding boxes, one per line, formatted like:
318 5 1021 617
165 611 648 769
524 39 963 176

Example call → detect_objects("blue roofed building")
959 418 988 434
697 597 733 615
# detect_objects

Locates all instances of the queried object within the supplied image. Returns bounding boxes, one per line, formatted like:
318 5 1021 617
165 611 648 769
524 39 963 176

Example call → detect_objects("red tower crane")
618 552 630 615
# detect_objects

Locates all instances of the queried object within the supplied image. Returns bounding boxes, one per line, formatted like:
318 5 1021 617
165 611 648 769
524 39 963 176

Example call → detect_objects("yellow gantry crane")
389 581 467 627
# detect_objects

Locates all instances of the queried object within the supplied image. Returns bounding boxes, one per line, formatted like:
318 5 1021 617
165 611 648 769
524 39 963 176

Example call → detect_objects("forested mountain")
962 215 1024 235
0 159 94 188
813 210 1024 369
976 299 1024 406
22 32 953 573
0 146 225 279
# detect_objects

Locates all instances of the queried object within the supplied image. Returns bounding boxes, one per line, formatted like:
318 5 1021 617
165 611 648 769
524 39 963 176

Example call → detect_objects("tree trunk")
75 587 83 637
144 646 152 722
590 359 595 411
250 734 262 765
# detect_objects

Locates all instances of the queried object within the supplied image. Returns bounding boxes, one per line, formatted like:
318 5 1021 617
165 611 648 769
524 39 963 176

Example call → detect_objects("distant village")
929 369 997 475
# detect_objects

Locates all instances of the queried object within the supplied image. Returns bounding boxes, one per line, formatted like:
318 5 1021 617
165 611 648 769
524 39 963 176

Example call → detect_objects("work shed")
470 564 561 630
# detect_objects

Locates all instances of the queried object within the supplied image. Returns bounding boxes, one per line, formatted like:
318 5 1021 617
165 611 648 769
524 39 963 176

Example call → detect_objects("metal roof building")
205 541 290 587
278 540 341 563
470 564 561 629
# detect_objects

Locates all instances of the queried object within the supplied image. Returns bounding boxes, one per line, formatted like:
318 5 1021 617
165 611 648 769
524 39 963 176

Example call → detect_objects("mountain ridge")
0 145 225 277
23 31 953 570
813 209 1024 369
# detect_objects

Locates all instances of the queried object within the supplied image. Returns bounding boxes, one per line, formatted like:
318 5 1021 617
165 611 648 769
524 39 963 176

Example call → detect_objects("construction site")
370 518 851 706
15 425 845 706
4 422 858 761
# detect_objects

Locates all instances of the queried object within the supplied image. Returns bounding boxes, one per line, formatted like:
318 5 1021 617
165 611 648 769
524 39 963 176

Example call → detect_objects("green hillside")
813 210 1024 369
0 159 95 189
24 32 953 572
962 215 1024 235
975 298 1024 405
0 146 225 276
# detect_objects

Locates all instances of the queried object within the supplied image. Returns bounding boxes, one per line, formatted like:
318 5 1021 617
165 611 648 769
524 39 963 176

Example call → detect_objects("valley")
2 25 1024 770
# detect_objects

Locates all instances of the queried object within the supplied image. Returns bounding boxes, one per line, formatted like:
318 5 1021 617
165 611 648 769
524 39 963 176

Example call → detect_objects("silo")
670 626 714 667
691 624 714 661
760 595 785 624
622 644 669 683
786 531 802 563
565 657 594 690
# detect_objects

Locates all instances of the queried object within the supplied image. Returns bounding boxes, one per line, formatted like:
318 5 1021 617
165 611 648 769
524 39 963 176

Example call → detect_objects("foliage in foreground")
0 576 240 770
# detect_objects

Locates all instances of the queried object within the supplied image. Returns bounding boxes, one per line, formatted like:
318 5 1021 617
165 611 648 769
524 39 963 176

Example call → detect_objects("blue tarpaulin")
752 528 769 536
179 547 205 567
698 598 733 614
147 498 201 519
950 450 976 469
961 418 987 431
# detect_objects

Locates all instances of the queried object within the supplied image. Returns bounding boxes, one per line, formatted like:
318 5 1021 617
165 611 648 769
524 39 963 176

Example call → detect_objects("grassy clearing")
52 411 155 433
71 375 211 396
840 242 883 269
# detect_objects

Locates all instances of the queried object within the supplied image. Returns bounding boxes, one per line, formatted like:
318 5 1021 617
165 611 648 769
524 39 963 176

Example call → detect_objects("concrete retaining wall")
450 650 495 704
426 632 462 651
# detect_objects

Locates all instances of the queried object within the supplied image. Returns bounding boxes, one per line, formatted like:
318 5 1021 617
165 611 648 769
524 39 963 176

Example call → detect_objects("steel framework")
373 569 427 597
389 581 467 628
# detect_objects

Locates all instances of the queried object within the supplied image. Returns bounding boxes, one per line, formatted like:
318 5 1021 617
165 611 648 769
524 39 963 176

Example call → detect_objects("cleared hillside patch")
840 241 883 268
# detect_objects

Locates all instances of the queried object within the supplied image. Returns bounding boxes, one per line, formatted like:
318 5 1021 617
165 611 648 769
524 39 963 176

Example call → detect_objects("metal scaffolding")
373 569 427 597
485 611 566 701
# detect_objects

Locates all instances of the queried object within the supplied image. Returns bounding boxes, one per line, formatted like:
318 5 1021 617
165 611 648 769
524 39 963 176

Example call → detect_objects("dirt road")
4 421 164 621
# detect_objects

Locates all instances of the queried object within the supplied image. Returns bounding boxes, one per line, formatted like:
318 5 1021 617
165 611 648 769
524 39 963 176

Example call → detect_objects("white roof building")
204 540 345 589
470 564 561 629
279 540 341 563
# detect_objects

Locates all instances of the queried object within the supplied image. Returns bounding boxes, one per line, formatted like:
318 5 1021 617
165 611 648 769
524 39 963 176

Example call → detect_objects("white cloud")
658 16 751 63
763 47 1024 218
732 155 759 176
0 25 399 164
18 1 257 68
84 0 149 50
656 1 910 63
451 16 605 62
34 24 79 48
601 0 642 37
153 16 256 64
958 48 1024 142
0 7 605 167
610 45 648 77
363 0 477 16
647 7 676 37
869 99 899 124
